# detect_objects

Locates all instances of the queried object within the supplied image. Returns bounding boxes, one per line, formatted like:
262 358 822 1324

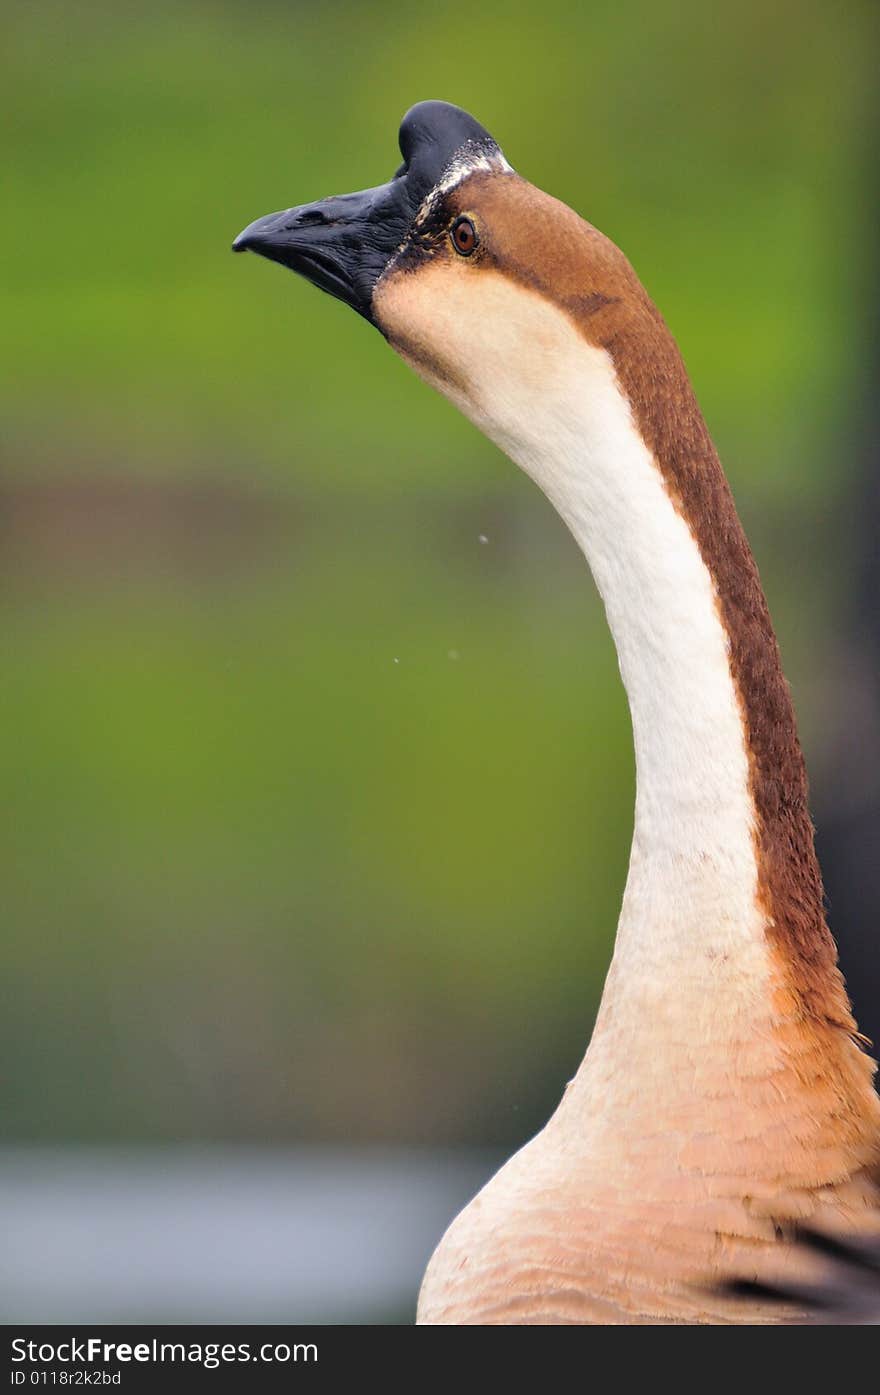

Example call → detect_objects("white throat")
390 276 771 1064
503 349 757 893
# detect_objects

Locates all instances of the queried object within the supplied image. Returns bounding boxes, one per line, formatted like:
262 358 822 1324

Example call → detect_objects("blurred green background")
2 0 879 1316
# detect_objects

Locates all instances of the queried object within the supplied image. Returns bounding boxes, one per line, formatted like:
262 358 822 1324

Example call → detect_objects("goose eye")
451 216 478 256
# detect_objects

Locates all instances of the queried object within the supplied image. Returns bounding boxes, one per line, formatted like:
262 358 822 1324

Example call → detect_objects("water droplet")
478 534 489 545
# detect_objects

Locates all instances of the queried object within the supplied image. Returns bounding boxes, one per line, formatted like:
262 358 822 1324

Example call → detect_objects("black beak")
232 183 408 321
232 101 502 323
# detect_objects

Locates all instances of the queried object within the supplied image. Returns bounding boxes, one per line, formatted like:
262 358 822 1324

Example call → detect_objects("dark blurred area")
816 120 880 1053
1 0 878 1320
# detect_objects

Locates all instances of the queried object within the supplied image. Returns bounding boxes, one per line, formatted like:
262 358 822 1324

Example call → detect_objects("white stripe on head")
413 141 514 228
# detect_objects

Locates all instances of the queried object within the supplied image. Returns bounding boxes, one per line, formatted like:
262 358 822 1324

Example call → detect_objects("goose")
233 100 880 1324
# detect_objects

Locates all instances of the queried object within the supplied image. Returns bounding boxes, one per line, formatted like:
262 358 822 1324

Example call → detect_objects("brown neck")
396 165 869 1046
604 297 855 1032
480 172 855 1030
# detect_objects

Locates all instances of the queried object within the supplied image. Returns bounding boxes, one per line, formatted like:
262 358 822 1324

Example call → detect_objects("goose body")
234 102 880 1323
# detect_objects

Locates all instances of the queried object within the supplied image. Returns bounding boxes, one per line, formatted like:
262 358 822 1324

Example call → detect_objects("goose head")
232 100 506 319
232 101 646 431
